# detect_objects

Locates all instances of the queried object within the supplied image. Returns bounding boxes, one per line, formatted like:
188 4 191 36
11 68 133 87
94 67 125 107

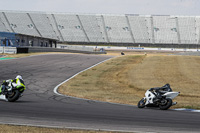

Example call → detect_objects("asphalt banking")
0 54 200 133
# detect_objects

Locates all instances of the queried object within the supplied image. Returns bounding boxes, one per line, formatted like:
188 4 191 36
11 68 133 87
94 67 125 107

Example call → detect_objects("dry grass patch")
59 55 146 104
0 124 120 133
59 54 200 109
0 52 75 58
129 55 200 109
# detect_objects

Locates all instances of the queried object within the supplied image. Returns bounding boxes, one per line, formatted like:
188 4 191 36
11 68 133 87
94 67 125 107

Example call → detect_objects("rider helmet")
16 75 23 80
164 83 172 92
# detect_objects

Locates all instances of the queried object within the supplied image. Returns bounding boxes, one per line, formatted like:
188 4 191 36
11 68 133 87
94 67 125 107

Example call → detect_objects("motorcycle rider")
0 75 25 94
149 83 172 100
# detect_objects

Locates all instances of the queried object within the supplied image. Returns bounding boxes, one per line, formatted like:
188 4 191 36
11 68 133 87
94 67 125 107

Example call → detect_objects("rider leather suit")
149 84 172 99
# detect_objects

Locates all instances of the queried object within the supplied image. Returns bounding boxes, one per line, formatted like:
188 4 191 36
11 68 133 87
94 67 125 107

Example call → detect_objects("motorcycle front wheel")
137 98 146 108
6 90 21 102
159 98 172 110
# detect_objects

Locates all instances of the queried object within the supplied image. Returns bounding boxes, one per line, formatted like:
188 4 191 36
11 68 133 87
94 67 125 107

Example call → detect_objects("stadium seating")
28 13 58 40
178 17 196 44
195 17 200 44
127 15 150 43
0 12 13 32
46 13 63 41
152 16 179 44
103 15 133 43
4 12 40 37
53 14 87 42
0 11 200 46
78 14 105 42
0 12 10 32
95 15 108 43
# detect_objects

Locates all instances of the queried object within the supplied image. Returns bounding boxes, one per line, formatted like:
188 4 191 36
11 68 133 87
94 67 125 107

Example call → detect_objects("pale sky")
0 0 200 16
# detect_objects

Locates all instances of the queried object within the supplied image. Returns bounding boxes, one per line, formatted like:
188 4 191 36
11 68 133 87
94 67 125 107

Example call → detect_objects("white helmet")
16 75 23 80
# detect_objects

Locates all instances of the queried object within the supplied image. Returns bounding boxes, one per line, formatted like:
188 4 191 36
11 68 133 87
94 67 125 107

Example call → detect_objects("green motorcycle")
0 81 25 102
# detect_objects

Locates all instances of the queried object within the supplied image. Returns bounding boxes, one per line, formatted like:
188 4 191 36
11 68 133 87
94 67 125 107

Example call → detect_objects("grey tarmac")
0 54 200 133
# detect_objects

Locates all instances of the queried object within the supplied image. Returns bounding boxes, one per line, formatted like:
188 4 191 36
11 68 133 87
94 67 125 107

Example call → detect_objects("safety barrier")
0 47 17 54
57 44 94 52
0 47 3 53
90 46 200 52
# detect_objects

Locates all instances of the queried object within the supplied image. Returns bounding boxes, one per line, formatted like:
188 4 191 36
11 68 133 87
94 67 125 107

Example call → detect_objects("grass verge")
0 124 121 133
0 52 74 58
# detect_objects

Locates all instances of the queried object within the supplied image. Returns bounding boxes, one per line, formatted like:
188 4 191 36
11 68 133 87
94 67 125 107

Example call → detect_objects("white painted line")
172 108 200 112
191 110 200 112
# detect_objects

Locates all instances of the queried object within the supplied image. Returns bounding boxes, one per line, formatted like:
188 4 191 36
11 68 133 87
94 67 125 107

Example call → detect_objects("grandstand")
0 10 200 48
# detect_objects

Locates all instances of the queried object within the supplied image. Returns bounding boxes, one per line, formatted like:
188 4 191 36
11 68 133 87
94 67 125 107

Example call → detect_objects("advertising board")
1 47 17 54
0 47 3 53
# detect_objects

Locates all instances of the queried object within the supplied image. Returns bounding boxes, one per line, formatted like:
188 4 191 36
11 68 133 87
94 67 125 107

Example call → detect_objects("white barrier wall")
0 47 3 53
0 47 17 54
57 44 200 52
57 44 94 52
88 46 200 52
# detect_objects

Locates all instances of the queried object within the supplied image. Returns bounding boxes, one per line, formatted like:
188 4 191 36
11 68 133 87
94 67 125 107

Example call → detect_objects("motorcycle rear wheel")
6 90 20 102
137 98 146 108
159 98 172 110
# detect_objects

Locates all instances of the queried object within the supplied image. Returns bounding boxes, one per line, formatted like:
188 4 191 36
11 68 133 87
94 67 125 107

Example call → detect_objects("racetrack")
0 54 200 133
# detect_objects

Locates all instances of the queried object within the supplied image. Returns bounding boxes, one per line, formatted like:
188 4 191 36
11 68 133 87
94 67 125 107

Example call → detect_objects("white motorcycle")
138 88 180 110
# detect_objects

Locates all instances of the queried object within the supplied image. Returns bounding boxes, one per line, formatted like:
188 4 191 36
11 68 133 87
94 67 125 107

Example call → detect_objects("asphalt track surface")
0 54 200 133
